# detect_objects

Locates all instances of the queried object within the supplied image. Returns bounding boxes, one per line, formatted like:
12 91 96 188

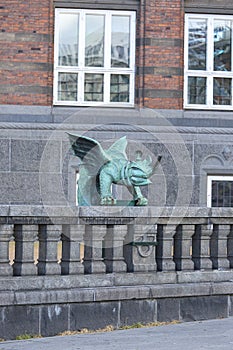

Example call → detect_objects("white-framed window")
207 175 233 207
54 9 136 107
184 14 233 110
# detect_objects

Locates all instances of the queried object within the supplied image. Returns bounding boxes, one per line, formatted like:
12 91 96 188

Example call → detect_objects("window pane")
58 73 78 101
188 19 207 70
84 74 104 101
188 77 206 104
111 16 130 68
85 15 105 67
212 181 233 207
58 14 79 66
110 74 129 102
213 78 231 105
214 20 232 71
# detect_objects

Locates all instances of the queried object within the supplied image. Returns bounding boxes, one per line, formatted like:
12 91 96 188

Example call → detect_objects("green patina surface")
68 133 161 206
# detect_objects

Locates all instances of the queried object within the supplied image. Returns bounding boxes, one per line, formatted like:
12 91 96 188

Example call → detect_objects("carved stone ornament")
132 235 157 257
222 146 233 161
68 133 161 206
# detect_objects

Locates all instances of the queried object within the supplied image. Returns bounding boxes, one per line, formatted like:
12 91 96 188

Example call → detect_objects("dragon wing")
106 136 128 160
67 133 111 176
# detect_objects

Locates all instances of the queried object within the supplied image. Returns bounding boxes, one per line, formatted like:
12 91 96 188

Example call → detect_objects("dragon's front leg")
99 170 116 205
129 186 148 206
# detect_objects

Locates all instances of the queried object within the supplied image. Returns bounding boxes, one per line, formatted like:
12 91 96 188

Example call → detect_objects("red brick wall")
0 0 54 105
136 0 184 109
0 0 184 109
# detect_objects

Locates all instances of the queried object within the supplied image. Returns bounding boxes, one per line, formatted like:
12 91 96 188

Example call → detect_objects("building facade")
1 0 233 209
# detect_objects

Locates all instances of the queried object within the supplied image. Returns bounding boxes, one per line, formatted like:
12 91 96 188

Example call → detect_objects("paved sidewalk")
1 317 233 350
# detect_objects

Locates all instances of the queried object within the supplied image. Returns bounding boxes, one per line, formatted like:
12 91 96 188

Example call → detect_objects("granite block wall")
0 290 231 339
0 106 232 207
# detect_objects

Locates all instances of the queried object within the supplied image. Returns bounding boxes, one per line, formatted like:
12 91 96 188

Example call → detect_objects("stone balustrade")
2 205 233 340
1 206 233 277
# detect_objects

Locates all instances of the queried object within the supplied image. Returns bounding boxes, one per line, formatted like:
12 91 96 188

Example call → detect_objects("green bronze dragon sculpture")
68 133 161 206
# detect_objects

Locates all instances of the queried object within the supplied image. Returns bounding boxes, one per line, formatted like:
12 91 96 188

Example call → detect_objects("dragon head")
127 163 152 186
122 152 162 187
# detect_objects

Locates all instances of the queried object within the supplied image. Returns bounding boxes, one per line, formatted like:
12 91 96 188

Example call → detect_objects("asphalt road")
0 317 233 350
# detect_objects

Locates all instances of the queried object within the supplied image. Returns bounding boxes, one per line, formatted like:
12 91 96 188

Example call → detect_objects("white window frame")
207 175 233 207
54 8 136 107
184 14 233 110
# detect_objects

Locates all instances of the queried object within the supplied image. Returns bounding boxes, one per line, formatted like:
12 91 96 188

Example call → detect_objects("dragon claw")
100 196 117 206
135 197 148 206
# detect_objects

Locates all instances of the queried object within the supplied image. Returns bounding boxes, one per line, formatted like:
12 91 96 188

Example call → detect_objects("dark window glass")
84 73 104 101
58 73 78 101
110 74 129 102
85 15 105 67
111 16 130 68
213 78 231 105
58 14 79 66
214 20 231 72
188 76 206 104
188 19 207 70
212 181 233 207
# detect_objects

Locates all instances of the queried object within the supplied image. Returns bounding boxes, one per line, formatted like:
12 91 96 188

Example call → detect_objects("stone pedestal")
124 224 157 272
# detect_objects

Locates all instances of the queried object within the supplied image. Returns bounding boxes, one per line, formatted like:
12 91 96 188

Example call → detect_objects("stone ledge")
177 270 233 284
1 281 233 307
1 271 233 293
1 205 233 220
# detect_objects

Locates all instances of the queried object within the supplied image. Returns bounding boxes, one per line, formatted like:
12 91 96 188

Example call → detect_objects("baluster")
124 224 157 272
156 224 176 271
83 225 106 274
227 225 233 268
61 224 84 275
104 224 127 273
174 224 195 271
13 225 38 276
216 224 230 270
192 224 213 270
37 224 61 275
0 224 14 276
210 224 230 270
